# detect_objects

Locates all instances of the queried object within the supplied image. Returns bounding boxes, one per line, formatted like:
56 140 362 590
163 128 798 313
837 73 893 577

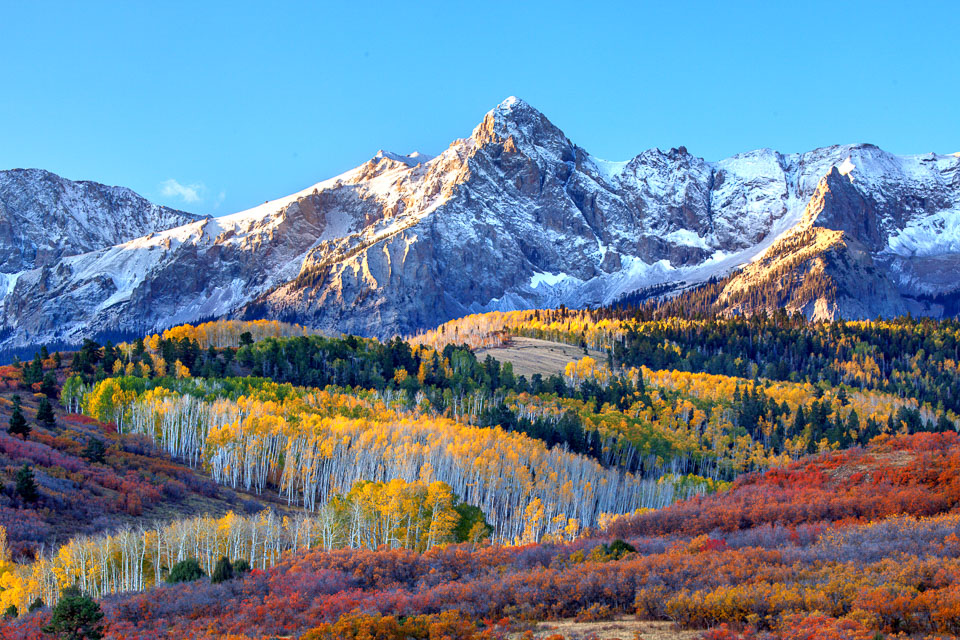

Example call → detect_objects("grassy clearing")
475 337 607 379
510 617 700 640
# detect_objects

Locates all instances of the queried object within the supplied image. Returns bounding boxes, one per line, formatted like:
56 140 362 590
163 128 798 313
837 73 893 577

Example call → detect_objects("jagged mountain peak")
472 96 574 161
800 165 882 249
491 95 533 116
1 101 959 350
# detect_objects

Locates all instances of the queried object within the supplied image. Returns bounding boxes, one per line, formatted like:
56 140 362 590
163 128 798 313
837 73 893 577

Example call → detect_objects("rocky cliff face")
0 168 204 274
716 151 960 320
1 99 958 349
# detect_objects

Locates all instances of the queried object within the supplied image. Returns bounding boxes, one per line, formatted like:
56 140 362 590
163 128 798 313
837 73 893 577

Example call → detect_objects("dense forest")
1 315 960 639
413 308 960 413
3 432 960 639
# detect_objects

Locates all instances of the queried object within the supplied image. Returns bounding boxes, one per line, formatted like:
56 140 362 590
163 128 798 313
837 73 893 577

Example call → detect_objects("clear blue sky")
1 1 957 215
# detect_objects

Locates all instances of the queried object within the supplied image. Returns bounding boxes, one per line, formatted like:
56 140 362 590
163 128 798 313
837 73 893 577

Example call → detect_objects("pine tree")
828 412 845 444
8 395 29 439
42 585 104 640
210 556 234 583
771 418 786 452
82 438 107 464
41 371 58 398
836 386 849 406
847 409 861 440
36 397 56 430
23 353 43 385
166 558 204 583
16 464 39 503
792 405 806 436
937 412 955 433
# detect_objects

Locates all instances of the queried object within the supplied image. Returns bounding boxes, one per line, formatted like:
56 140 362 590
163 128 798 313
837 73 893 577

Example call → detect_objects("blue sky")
1 1 957 215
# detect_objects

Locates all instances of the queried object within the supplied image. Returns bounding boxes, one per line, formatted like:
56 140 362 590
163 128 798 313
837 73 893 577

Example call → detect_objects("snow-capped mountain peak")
1 99 958 350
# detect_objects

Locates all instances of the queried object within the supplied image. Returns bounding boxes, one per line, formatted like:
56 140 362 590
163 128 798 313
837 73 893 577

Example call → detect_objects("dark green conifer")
8 394 30 439
210 556 234 583
16 464 39 503
36 397 56 429
42 585 104 640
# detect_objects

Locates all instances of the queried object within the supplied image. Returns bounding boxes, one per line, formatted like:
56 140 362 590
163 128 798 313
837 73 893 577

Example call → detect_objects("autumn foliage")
605 431 960 538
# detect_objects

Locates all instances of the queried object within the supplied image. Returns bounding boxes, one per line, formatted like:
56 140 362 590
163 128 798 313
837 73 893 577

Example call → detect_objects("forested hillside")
3 432 960 639
0 354 282 560
1 316 959 639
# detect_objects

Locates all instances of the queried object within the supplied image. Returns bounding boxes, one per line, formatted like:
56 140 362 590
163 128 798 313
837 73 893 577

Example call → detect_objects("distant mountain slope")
715 156 960 319
1 99 958 349
0 168 204 274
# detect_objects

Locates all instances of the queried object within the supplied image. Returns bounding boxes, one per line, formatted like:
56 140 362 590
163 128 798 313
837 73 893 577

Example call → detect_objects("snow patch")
375 150 436 167
215 163 369 227
590 157 629 183
499 96 521 109
318 209 355 242
0 271 24 300
837 157 856 176
664 229 711 249
530 271 573 288
887 210 960 257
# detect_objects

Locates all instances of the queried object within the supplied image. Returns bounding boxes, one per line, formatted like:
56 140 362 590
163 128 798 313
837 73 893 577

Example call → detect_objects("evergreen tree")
166 558 204 583
8 395 29 439
792 405 806 436
41 585 104 640
41 371 59 398
771 418 786 452
16 464 39 503
828 412 845 444
82 438 107 464
862 416 881 444
36 397 56 430
836 386 849 406
210 556 234 584
847 409 861 440
937 412 956 433
23 353 43 385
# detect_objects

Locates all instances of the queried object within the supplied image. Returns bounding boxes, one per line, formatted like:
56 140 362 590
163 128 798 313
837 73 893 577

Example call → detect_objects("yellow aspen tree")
174 359 191 379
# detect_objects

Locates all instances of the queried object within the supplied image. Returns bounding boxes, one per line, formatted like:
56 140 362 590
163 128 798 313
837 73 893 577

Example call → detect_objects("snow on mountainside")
1 98 958 349
0 168 205 275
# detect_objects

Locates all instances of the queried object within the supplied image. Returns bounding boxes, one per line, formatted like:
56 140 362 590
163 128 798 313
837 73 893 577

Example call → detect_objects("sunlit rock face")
2 99 959 349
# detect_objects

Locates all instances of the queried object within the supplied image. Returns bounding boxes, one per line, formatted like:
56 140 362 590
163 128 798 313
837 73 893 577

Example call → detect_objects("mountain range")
1 97 958 351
